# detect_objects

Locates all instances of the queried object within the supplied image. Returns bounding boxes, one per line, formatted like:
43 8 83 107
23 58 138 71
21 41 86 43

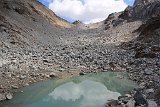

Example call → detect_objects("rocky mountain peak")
133 0 160 6
72 20 83 25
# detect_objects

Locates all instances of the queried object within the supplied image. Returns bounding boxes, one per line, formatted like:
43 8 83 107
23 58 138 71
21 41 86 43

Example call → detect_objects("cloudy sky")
38 0 135 23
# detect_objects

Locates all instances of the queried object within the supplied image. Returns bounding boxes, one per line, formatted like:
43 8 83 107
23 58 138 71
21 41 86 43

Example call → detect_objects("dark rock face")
133 91 147 106
73 20 83 25
120 0 160 21
105 0 160 28
133 0 159 6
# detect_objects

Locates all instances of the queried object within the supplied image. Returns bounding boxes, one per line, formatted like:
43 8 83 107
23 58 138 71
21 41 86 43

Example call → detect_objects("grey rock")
118 95 130 103
144 68 153 75
0 85 4 89
6 93 13 100
107 100 119 106
24 83 29 86
9 64 18 71
133 0 158 6
145 89 154 94
11 85 19 89
79 72 87 75
157 70 160 75
6 73 12 78
19 75 27 80
147 100 158 107
127 99 135 107
137 82 146 90
133 91 147 106
125 94 132 98
49 72 57 78
45 74 50 78
153 76 160 83
59 68 65 72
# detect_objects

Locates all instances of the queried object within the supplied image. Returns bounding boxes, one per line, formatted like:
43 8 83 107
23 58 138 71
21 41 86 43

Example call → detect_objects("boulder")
118 95 130 103
144 68 153 75
147 100 158 107
133 91 147 106
127 99 135 107
79 72 87 75
11 85 19 89
145 89 154 94
6 73 12 78
107 100 119 106
19 75 27 80
6 93 13 100
49 72 57 78
137 82 146 90
72 20 82 25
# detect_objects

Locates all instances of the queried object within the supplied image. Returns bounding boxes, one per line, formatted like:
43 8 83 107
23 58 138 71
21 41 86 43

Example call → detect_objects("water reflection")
46 80 120 107
0 72 136 107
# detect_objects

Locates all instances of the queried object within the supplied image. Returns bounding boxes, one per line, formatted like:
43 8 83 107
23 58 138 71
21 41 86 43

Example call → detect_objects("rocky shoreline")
0 65 81 101
0 43 159 106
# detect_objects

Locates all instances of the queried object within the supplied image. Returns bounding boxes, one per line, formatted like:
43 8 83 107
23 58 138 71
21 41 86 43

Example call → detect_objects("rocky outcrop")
105 0 160 29
133 0 159 6
72 20 82 25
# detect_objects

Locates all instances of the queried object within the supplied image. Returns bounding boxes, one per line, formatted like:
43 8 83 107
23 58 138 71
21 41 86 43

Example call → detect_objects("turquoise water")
0 72 136 107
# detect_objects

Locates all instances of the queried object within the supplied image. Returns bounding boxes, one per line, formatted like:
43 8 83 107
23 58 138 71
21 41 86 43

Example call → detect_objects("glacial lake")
0 72 136 107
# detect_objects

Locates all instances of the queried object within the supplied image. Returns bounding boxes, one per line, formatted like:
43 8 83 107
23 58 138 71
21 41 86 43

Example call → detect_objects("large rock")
145 89 154 94
127 99 135 107
49 72 57 78
133 91 147 106
147 100 158 107
6 93 13 100
144 68 153 75
19 75 27 80
79 72 87 75
107 100 119 107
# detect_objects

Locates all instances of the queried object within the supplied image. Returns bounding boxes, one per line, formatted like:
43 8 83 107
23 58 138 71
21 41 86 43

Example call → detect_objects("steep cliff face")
105 0 160 29
104 0 160 43
120 0 160 20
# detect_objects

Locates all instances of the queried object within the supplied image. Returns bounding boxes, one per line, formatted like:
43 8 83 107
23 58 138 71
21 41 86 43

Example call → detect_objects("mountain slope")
0 0 75 49
0 0 160 106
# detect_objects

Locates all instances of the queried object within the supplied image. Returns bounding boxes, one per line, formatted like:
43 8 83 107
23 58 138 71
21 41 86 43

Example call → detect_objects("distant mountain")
104 0 160 44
